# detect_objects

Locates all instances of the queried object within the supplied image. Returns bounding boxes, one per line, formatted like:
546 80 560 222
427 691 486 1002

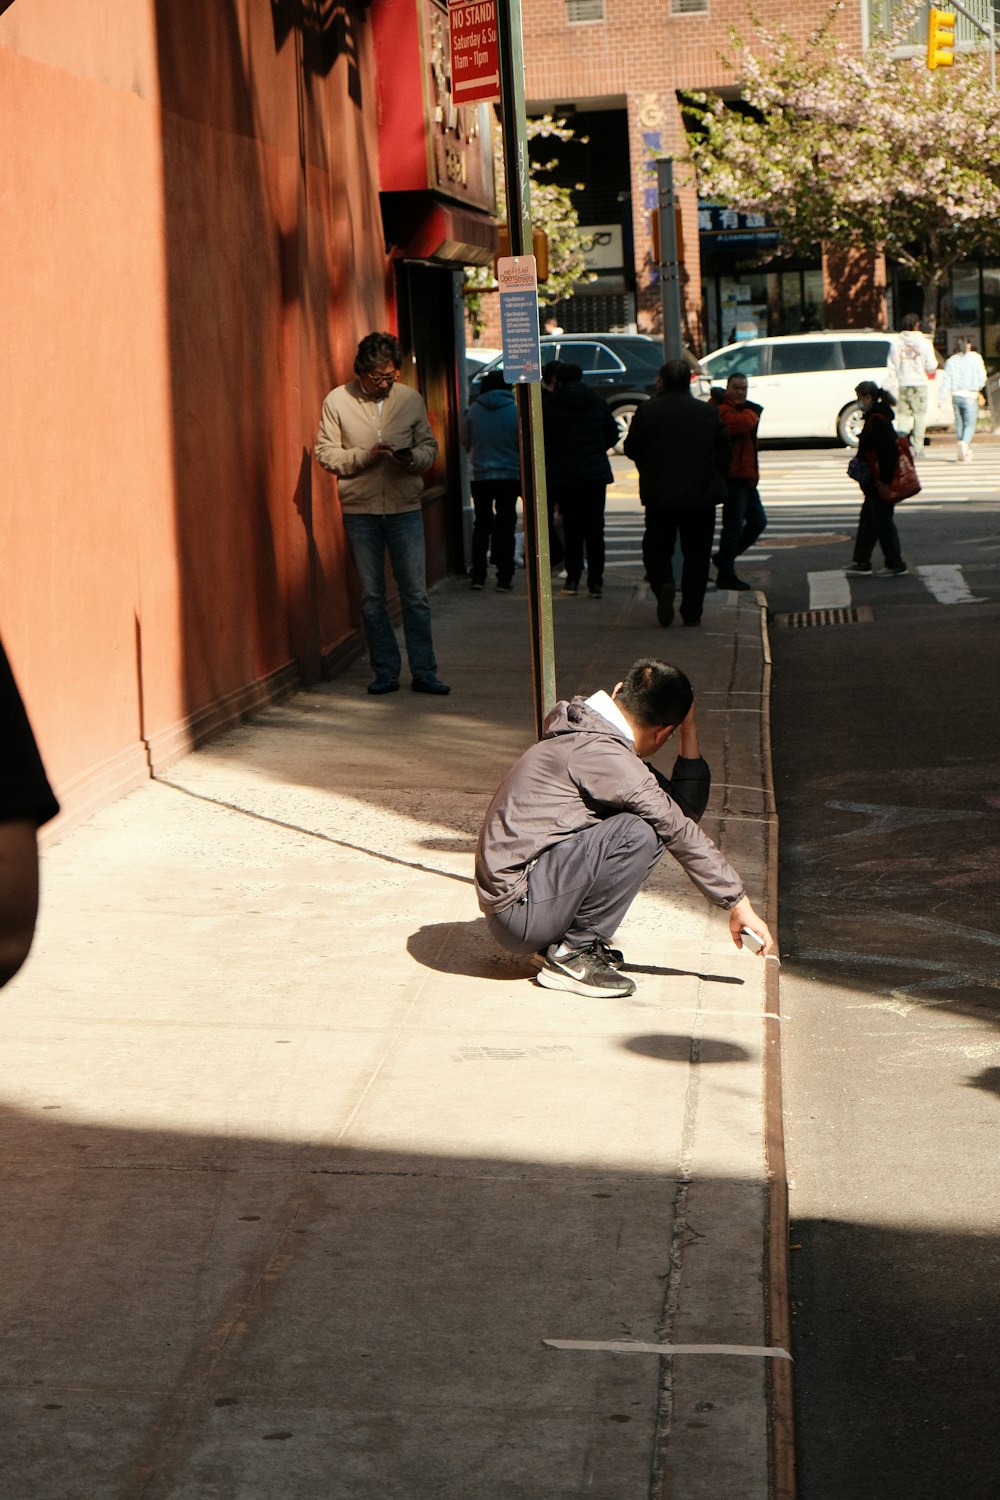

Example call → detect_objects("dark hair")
617 658 693 729
541 360 563 387
900 313 921 333
855 380 896 406
554 361 583 385
479 369 509 393
355 331 403 376
659 359 691 392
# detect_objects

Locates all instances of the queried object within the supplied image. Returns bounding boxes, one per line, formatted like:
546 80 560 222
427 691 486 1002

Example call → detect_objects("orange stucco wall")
0 0 391 827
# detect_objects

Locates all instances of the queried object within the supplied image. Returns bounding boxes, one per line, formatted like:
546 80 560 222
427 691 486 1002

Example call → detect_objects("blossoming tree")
682 3 1000 328
464 116 592 339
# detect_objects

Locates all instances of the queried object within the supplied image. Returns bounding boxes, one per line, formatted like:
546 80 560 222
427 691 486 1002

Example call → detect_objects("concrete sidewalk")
5 562 789 1498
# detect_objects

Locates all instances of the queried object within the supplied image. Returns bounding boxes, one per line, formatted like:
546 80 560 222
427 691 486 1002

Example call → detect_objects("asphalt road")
751 443 1000 1498
602 440 1000 1493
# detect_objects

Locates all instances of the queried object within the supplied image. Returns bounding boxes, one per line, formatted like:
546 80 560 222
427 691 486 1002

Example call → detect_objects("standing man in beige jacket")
316 332 450 696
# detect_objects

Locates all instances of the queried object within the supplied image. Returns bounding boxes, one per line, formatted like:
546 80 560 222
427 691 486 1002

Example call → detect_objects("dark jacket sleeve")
861 410 898 484
645 755 711 823
0 642 59 827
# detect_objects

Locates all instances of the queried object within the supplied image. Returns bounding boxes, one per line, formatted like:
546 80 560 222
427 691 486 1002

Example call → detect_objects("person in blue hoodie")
462 370 522 591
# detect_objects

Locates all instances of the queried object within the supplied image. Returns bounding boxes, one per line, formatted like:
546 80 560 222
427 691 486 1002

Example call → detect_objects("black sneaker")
596 939 625 969
560 580 579 596
716 571 751 591
876 564 908 577
537 942 636 998
844 562 872 576
656 583 675 627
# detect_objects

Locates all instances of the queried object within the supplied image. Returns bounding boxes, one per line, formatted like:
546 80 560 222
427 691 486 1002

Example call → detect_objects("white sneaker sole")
536 965 635 998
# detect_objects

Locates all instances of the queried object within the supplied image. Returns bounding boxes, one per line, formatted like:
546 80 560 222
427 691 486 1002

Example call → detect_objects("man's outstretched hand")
729 897 775 957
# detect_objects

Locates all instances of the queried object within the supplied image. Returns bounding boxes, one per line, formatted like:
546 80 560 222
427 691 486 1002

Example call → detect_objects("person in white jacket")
940 337 988 461
889 314 938 455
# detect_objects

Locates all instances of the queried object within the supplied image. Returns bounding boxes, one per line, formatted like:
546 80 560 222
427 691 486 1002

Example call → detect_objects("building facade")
508 0 998 364
1 0 495 832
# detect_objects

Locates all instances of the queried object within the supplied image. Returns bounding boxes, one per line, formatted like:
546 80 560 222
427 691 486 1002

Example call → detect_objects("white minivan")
701 330 948 447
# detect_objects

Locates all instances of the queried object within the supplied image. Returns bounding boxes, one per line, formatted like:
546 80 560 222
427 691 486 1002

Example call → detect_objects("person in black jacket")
623 360 731 627
0 638 59 987
845 381 908 578
543 363 620 598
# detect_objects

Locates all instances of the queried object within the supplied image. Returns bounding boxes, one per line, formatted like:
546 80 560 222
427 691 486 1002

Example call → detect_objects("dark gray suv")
468 334 707 449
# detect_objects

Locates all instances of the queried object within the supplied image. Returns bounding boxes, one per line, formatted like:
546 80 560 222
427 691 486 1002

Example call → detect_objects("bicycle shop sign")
448 1 500 105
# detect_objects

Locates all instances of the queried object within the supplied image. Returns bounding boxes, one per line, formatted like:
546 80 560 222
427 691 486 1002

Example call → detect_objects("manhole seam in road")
774 606 875 628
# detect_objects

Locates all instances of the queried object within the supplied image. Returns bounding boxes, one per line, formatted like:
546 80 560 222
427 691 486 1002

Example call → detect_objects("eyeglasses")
364 369 397 388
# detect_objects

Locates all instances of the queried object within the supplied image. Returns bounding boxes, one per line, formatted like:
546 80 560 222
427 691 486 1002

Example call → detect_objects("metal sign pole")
496 0 557 739
657 158 683 361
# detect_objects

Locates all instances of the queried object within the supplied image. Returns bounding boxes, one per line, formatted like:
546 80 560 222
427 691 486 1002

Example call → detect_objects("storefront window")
980 267 1000 368
706 267 826 349
938 263 982 359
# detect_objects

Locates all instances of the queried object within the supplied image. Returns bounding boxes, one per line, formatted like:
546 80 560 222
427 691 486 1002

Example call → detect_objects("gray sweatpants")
486 813 663 957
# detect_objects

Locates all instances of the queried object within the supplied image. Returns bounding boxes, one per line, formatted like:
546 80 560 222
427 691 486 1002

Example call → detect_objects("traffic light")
926 6 956 68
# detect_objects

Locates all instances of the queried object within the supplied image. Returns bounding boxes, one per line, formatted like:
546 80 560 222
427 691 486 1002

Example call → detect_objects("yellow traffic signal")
927 6 956 68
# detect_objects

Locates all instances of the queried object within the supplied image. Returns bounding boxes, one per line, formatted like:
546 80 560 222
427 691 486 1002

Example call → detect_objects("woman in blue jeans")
845 381 907 579
941 337 987 462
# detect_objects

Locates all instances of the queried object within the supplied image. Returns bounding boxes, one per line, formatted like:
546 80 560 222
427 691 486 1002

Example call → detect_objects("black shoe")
470 579 486 591
656 583 675 627
596 939 625 969
844 562 872 576
716 571 751 591
560 580 579 596
367 674 400 695
876 564 908 577
537 941 636 998
682 617 701 628
588 586 603 599
496 580 514 592
412 674 451 695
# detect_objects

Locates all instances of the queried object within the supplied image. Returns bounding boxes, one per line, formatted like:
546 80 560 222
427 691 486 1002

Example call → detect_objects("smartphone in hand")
739 927 765 954
393 447 412 462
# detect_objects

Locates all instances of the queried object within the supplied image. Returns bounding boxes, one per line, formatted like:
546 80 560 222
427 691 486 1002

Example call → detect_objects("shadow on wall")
151 0 383 735
271 0 372 98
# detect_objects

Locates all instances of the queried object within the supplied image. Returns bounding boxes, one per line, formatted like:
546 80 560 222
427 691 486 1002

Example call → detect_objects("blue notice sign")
497 256 541 384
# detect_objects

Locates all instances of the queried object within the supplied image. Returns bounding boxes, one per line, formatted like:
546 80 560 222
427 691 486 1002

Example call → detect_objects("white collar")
585 689 634 743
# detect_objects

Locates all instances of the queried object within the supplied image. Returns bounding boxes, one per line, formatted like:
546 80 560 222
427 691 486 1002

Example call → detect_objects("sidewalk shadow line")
158 780 473 885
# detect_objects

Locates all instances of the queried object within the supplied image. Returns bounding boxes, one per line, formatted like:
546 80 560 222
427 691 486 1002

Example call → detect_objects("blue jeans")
953 394 978 447
717 480 767 571
342 511 437 681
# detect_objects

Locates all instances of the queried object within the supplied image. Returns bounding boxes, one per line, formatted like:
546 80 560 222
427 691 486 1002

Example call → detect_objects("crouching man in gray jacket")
474 657 773 998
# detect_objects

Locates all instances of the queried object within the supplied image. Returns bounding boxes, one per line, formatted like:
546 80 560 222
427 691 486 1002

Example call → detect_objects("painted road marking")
914 564 987 604
808 570 852 609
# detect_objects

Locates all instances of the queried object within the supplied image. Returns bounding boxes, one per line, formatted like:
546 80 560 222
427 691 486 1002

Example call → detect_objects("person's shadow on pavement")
408 921 749 987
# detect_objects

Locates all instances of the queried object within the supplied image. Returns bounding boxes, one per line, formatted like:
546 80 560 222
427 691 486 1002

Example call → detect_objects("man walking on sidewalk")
711 373 766 591
315 332 450 697
474 657 773 998
623 360 730 628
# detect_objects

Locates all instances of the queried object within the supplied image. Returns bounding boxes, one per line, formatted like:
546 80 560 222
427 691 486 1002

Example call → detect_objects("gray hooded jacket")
474 696 745 916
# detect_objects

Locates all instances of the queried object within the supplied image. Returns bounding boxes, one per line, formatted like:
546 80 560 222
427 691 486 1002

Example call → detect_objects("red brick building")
514 0 886 351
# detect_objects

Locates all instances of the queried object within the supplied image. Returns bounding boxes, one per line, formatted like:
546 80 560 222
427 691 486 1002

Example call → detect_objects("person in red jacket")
710 374 767 592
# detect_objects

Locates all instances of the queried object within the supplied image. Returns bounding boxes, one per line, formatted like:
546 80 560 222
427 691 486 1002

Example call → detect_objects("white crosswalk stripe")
599 446 999 598
915 564 989 604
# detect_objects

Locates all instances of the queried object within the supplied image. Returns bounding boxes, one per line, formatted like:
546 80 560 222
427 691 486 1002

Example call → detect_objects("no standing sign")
448 1 500 106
